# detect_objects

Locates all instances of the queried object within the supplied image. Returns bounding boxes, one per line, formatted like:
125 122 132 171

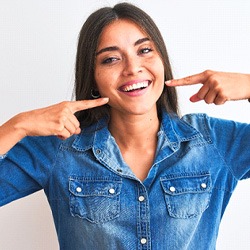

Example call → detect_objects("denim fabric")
0 111 250 250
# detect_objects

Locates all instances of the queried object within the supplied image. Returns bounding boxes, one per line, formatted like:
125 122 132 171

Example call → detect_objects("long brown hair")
75 2 179 127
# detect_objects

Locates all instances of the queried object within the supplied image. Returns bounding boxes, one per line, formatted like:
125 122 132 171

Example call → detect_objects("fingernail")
190 95 201 102
165 80 172 85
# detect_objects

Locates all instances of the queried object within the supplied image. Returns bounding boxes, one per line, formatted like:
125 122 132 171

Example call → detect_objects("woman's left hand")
166 70 250 105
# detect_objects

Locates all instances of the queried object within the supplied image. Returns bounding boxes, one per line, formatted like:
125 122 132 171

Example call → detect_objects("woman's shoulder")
180 112 249 144
15 135 63 156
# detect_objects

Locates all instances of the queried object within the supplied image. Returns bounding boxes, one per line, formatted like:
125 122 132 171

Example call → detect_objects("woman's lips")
118 80 151 97
119 80 151 92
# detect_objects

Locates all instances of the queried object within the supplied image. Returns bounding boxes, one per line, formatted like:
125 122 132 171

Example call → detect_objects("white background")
0 0 250 249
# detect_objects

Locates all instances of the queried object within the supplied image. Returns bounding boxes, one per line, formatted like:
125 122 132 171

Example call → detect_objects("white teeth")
124 81 149 92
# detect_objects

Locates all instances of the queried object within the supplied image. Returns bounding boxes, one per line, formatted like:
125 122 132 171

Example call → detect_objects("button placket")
137 185 151 249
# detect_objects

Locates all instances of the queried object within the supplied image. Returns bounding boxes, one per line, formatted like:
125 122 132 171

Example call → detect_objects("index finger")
70 97 109 113
165 71 211 87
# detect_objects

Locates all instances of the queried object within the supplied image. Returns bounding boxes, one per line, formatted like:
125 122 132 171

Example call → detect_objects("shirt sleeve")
0 135 61 206
206 115 250 180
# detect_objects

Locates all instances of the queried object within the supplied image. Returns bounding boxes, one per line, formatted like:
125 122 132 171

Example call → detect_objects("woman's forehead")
97 19 150 47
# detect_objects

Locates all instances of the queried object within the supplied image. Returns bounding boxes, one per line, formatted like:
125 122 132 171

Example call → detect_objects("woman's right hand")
0 98 109 154
16 98 109 139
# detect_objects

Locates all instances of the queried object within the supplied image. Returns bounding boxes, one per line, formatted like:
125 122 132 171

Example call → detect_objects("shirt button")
109 188 115 194
96 149 101 154
140 238 147 244
169 186 176 192
201 183 207 189
138 196 145 202
76 187 82 193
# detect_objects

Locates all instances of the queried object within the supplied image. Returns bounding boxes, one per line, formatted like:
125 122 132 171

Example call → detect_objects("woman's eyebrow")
96 37 151 56
96 46 119 56
134 37 150 46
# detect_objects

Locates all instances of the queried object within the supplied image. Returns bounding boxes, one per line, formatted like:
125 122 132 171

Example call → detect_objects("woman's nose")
122 56 142 76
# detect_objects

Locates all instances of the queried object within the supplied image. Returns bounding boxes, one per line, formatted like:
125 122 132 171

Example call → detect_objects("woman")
0 3 250 249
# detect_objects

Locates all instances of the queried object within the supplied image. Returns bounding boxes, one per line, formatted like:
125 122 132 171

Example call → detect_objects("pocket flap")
69 177 122 197
161 173 211 195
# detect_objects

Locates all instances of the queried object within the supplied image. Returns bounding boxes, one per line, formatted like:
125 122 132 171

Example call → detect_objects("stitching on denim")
44 140 64 188
212 186 234 194
211 144 239 182
200 114 213 144
59 144 91 154
69 176 122 182
160 171 210 180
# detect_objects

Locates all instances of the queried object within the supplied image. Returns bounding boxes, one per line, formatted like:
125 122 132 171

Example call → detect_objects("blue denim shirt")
0 111 250 250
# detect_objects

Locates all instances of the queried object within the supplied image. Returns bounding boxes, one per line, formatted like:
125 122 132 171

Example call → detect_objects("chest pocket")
160 173 211 219
69 177 122 224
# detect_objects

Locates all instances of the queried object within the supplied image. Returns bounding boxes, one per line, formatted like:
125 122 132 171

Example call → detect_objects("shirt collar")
72 112 201 152
72 116 109 152
161 112 201 142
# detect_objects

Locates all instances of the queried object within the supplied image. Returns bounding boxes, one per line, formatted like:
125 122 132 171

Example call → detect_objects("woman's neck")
108 110 160 150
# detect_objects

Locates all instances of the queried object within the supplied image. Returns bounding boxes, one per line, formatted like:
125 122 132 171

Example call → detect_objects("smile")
119 80 151 92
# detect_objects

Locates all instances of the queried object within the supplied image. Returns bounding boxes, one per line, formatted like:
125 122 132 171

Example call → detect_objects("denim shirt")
0 111 250 250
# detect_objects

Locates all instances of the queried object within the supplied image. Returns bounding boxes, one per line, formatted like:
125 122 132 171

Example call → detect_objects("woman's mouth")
119 80 151 93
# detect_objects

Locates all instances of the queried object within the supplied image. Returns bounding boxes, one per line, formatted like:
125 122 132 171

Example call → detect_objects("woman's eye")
139 47 153 54
101 57 119 64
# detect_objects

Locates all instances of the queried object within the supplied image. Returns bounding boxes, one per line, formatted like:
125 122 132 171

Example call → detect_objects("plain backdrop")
0 0 250 249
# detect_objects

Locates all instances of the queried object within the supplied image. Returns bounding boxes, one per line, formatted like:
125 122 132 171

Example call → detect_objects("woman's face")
94 19 165 116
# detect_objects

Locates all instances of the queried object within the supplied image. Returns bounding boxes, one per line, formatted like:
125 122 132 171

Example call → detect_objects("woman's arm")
166 70 250 105
0 98 109 155
0 114 27 155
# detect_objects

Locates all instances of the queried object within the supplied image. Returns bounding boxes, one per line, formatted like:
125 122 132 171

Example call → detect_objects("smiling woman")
74 4 178 127
1 2 250 250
